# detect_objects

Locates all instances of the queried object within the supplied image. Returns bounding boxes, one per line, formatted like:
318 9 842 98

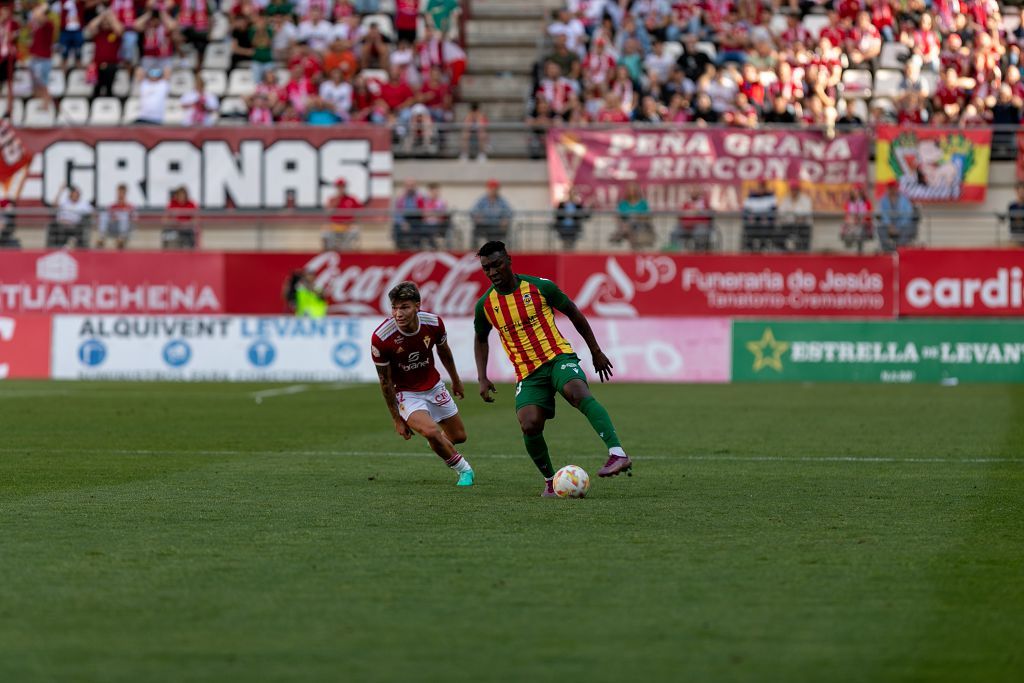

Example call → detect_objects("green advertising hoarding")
733 321 1024 383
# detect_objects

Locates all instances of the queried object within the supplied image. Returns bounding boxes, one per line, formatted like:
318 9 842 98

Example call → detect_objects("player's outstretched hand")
394 417 412 440
451 378 465 400
592 350 614 382
479 379 497 403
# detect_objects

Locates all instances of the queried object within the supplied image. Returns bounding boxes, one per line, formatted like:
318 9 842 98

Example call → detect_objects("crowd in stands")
0 0 463 136
528 0 1021 138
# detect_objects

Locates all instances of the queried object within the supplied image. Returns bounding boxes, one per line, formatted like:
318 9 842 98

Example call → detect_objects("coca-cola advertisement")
563 254 897 318
0 251 226 314
224 252 559 316
899 248 1024 316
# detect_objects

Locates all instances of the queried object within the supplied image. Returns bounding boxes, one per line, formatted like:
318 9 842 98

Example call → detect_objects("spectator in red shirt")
134 2 178 73
27 3 55 100
85 10 124 99
418 66 452 121
324 178 363 250
163 186 200 250
380 64 416 114
394 0 419 45
596 93 630 123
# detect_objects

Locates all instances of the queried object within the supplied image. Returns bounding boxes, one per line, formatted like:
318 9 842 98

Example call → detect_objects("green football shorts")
514 353 588 418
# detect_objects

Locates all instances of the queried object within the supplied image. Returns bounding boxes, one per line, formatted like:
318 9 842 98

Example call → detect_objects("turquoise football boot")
456 470 475 487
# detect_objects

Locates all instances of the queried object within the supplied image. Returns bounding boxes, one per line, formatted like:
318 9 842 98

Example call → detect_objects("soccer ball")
552 465 590 498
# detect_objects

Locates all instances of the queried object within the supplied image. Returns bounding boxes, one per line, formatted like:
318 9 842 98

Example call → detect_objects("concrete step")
466 32 542 48
455 100 527 122
459 73 533 102
467 46 539 73
466 18 544 36
470 2 548 20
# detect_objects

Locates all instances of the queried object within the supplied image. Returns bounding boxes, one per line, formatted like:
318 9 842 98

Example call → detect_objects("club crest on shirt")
423 336 431 348
397 346 404 354
523 293 533 304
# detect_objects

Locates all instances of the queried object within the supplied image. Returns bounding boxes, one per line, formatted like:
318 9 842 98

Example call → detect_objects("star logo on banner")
747 328 790 373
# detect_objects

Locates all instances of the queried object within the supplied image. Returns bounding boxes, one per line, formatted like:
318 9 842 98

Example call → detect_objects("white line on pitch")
0 447 1020 465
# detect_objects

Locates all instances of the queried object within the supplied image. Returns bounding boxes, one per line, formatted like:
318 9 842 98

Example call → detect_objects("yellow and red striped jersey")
474 274 574 381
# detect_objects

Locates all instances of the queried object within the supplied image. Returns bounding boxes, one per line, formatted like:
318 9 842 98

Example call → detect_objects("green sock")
523 432 555 478
579 396 622 449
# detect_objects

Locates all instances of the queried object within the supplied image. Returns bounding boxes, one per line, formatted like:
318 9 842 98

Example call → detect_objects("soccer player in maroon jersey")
371 281 475 486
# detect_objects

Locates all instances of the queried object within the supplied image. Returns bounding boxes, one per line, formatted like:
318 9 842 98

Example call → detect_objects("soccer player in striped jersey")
473 241 632 496
372 281 475 486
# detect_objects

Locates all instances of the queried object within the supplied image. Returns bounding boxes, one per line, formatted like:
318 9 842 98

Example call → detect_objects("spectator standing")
1006 184 1024 246
841 185 874 252
249 15 277 86
97 184 136 250
49 185 93 248
110 0 138 63
135 67 170 124
422 183 450 247
57 0 85 68
393 180 426 250
777 181 813 251
135 3 177 73
85 10 124 99
163 186 200 249
470 179 513 246
552 186 590 250
0 4 17 95
876 182 916 252
323 178 363 251
613 183 655 250
27 3 55 101
180 76 220 126
741 180 777 251
394 0 419 45
178 0 212 59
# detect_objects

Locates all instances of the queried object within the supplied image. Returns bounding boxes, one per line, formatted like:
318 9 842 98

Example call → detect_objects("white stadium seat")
80 41 95 65
879 43 910 71
694 41 717 61
122 96 141 123
362 14 396 42
802 14 830 41
90 97 122 125
113 68 133 98
7 69 34 98
169 69 196 97
219 96 249 118
841 70 873 99
920 71 938 97
203 42 232 70
228 68 255 97
164 98 185 125
200 69 228 96
661 41 683 63
210 13 230 41
0 97 25 125
65 68 93 97
873 69 902 99
23 98 56 127
47 69 66 98
58 97 90 125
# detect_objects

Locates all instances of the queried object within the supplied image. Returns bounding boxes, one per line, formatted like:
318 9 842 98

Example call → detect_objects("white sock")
450 455 472 473
609 446 626 458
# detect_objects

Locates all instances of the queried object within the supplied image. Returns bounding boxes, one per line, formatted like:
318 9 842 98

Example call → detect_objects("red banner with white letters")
0 315 51 379
899 248 1024 317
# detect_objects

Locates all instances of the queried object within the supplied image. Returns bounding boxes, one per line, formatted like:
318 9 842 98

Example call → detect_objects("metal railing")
2 207 1019 253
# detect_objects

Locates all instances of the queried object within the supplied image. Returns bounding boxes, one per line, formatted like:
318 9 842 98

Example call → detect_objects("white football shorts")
396 380 459 423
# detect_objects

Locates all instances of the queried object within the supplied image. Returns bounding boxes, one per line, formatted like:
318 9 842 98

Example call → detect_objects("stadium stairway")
459 0 560 124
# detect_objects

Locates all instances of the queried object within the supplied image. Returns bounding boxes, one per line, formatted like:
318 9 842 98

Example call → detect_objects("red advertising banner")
546 127 870 212
0 126 392 210
224 252 561 316
0 250 226 314
899 248 1024 317
875 126 991 202
0 315 51 379
561 254 896 318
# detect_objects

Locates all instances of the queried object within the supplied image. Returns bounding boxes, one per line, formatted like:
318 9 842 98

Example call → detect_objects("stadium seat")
169 69 196 97
1003 14 1021 33
200 69 228 96
47 69 66 98
113 68 132 98
802 14 830 41
768 13 788 37
90 97 122 125
879 43 910 70
362 14 396 42
694 42 717 61
227 69 255 97
873 69 902 99
220 96 249 118
276 67 291 85
920 71 938 96
0 97 25 125
122 97 140 123
361 68 389 84
57 97 89 125
203 42 232 70
871 97 896 117
759 71 778 87
22 98 56 127
210 13 230 42
80 41 95 65
7 69 33 98
164 99 185 125
661 41 683 63
841 70 872 99
65 69 92 97
848 99 869 122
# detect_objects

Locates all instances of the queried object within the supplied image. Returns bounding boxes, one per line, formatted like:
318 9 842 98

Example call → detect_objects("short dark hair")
477 241 507 258
388 280 421 304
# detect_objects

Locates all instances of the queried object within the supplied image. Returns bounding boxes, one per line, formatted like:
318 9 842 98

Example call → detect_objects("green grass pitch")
1 380 1022 682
